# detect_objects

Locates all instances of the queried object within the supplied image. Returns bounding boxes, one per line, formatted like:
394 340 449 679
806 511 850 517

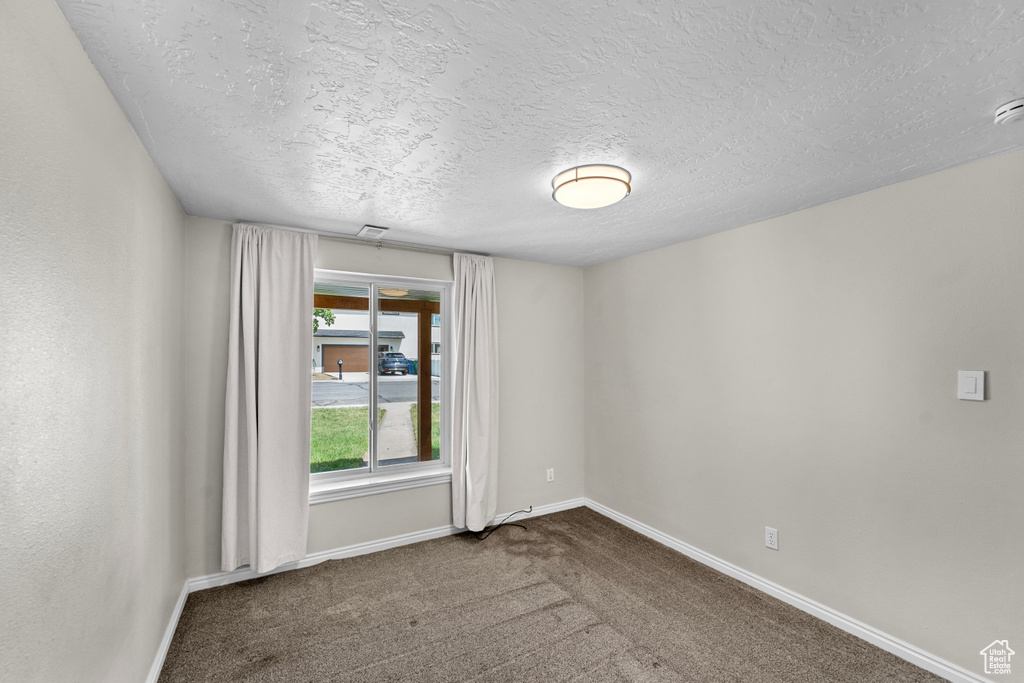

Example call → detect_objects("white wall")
583 149 1024 677
0 1 187 681
184 219 585 575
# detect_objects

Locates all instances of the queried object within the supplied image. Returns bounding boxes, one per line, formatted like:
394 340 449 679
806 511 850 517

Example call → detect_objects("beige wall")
184 219 586 575
183 218 233 577
0 1 187 681
493 257 585 512
583 149 1024 676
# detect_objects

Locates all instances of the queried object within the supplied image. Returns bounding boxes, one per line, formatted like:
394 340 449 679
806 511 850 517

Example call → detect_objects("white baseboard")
187 523 460 592
503 497 586 521
149 497 586 678
146 581 189 683
187 497 585 592
583 498 988 683
149 496 983 682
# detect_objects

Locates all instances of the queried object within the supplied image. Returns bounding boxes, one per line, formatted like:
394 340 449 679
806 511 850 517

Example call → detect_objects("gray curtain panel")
451 253 500 531
222 223 317 573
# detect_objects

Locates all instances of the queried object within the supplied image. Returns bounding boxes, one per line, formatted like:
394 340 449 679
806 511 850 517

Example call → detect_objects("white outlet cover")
958 370 985 401
765 527 779 550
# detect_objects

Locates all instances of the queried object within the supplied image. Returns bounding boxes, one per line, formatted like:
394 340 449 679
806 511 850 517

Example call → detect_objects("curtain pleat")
451 253 500 531
222 223 317 573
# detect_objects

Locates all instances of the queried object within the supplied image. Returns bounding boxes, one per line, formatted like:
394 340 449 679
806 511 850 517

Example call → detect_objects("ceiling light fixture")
379 288 408 297
994 98 1024 125
552 165 631 209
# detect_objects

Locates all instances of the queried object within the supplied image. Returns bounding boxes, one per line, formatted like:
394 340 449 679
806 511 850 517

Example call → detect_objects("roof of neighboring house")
314 329 405 339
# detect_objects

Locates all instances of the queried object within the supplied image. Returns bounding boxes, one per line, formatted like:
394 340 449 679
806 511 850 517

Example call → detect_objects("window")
309 271 450 502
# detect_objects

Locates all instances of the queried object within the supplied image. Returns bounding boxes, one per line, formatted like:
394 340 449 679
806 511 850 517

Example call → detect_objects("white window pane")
311 285 370 473
378 287 441 466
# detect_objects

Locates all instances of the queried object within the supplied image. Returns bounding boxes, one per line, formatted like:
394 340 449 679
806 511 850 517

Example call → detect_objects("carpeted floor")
159 507 945 682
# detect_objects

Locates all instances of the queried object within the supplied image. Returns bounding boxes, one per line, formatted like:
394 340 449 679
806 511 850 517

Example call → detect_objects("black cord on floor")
473 505 533 540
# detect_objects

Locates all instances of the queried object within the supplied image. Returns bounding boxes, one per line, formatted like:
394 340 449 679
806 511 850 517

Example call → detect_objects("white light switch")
958 371 985 401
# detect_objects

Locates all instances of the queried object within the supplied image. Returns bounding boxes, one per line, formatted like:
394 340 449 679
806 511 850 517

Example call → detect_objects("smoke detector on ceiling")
994 98 1024 125
357 224 389 239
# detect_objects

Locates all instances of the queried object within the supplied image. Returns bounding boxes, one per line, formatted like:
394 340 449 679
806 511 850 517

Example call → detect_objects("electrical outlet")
765 526 779 550
546 467 554 482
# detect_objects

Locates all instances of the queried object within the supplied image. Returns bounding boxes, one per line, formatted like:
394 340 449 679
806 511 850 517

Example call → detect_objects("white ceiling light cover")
552 165 632 209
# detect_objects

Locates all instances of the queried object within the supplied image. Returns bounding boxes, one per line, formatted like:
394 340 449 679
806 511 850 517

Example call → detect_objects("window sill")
309 467 452 505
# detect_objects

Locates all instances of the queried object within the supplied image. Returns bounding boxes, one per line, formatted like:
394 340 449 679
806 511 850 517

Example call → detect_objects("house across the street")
313 329 404 373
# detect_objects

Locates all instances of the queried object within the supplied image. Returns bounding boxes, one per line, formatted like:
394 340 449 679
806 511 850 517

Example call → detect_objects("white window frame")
309 269 452 504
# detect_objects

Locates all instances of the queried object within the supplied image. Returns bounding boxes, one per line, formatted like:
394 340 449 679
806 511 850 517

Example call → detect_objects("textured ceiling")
57 0 1024 266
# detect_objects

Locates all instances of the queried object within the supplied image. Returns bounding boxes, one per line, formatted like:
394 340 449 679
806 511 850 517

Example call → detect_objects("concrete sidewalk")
311 399 421 464
377 401 416 463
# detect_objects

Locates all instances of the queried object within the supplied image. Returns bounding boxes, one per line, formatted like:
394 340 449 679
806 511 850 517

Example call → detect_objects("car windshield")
385 353 404 358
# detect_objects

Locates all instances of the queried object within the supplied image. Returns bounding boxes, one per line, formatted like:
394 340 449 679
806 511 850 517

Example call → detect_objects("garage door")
322 345 369 373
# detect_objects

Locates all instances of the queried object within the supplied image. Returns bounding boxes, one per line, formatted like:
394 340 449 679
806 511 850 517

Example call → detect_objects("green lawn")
410 402 441 460
310 407 384 473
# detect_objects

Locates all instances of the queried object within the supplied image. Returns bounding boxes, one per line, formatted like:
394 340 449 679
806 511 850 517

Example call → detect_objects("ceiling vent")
357 224 389 239
994 98 1024 125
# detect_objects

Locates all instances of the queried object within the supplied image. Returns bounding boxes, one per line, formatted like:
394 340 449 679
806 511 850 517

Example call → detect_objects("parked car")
377 352 410 375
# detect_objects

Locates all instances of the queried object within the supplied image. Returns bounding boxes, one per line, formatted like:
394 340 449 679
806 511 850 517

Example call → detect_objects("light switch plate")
958 370 985 401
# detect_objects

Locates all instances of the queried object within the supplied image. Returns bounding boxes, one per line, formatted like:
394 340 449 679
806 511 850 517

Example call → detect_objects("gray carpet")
160 507 945 682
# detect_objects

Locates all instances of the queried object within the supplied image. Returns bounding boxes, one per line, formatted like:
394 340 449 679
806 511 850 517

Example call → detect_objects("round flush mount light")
379 288 408 297
552 164 631 209
994 98 1024 125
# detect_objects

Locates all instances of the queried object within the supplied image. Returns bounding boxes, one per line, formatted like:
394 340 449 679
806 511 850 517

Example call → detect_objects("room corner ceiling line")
322 233 490 259
243 221 489 259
